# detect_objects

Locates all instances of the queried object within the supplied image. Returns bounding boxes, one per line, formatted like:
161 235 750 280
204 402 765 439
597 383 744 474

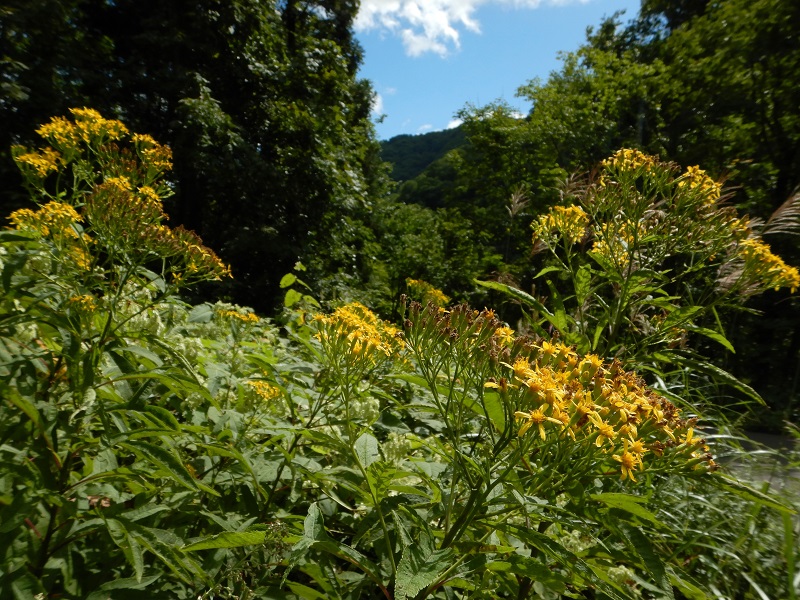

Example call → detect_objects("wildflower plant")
2 118 795 599
279 297 749 599
483 149 800 406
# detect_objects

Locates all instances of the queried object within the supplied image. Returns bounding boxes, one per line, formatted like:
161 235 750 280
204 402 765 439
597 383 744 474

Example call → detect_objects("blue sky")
354 0 641 140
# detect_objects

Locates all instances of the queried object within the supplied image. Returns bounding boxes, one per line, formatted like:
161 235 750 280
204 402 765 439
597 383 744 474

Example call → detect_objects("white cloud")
356 0 589 57
372 92 384 116
446 118 463 129
417 124 434 133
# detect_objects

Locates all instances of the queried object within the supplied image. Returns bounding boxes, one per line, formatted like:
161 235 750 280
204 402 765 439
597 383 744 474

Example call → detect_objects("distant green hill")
380 127 466 182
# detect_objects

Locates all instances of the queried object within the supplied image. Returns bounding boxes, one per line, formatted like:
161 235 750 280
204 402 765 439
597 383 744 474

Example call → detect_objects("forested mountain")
380 126 465 181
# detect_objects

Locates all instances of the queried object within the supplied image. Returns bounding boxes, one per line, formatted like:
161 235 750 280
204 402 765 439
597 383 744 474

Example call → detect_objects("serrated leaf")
617 522 674 600
575 263 592 307
366 461 397 503
686 326 735 353
354 432 380 468
120 441 199 491
87 575 160 595
284 288 303 307
286 504 389 594
183 530 267 552
534 265 563 279
188 303 214 323
481 391 506 433
395 544 456 600
497 523 629 600
474 279 555 320
486 555 566 591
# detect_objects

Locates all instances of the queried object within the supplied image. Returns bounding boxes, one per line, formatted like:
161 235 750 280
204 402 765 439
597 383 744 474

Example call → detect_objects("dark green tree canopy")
1 0 385 311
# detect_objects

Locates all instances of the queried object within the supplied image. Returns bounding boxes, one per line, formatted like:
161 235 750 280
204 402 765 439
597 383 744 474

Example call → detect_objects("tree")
0 0 386 311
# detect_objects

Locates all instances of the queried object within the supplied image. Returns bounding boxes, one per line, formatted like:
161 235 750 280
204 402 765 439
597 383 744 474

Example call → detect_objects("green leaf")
686 326 735 353
590 493 665 528
86 575 160 596
481 391 506 433
714 474 796 514
545 280 569 333
498 523 630 600
667 353 764 405
285 581 329 600
354 432 380 468
617 522 674 599
534 265 562 279
286 504 389 594
366 461 397 504
188 303 214 323
486 555 566 592
183 530 268 552
575 263 592 307
783 512 797 600
395 544 456 600
119 441 199 491
284 288 303 307
474 279 554 319
668 571 711 600
280 273 297 288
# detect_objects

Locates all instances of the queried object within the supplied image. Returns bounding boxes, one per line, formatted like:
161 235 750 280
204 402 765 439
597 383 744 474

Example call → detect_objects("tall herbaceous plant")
1 114 796 599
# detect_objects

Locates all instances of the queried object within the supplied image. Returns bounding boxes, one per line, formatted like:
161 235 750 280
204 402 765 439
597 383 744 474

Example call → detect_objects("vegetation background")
0 0 799 598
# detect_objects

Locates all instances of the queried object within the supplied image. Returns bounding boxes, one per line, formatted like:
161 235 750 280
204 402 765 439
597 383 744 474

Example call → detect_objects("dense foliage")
2 0 800 597
0 0 386 312
381 0 800 427
1 113 797 599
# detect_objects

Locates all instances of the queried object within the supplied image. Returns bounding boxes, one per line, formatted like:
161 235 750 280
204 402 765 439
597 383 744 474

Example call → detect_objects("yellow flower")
9 201 82 239
514 408 562 439
218 309 259 324
601 148 656 172
678 165 722 204
738 238 800 293
493 326 515 347
246 380 281 402
588 412 616 448
36 116 81 150
12 147 61 178
68 294 97 312
613 440 643 482
532 205 589 245
406 278 450 307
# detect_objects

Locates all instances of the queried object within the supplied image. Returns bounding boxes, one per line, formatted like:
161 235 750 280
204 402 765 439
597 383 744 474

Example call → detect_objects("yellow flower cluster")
36 108 128 151
246 380 282 402
590 220 644 267
738 238 800 293
83 179 230 281
601 148 656 173
493 326 515 348
218 309 259 324
532 205 589 245
12 147 61 179
68 294 97 312
503 341 712 481
132 133 173 171
678 165 722 204
9 201 82 240
315 302 402 360
406 278 450 307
